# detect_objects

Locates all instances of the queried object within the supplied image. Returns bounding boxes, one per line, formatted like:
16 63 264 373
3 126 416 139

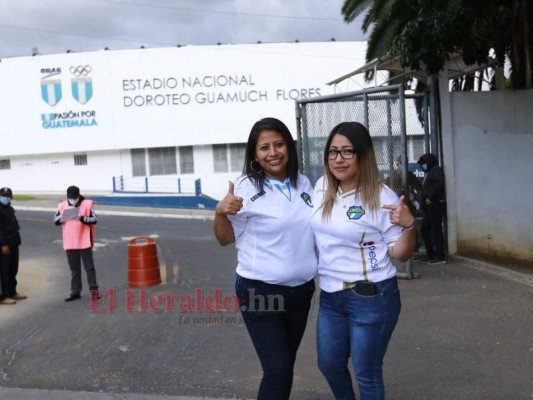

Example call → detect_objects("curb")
0 388 240 400
15 205 215 220
451 254 533 287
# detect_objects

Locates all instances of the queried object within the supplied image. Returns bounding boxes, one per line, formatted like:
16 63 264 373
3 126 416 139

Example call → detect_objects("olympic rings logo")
70 65 92 77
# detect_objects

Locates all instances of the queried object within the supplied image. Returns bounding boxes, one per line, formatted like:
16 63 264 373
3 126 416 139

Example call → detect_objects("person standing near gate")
214 117 317 400
417 153 446 264
54 185 100 302
0 187 26 305
310 122 416 400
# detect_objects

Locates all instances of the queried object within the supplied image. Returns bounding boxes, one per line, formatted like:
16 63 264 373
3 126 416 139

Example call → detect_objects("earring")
250 160 263 174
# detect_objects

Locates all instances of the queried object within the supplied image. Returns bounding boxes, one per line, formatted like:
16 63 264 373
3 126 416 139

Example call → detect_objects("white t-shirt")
310 176 403 293
228 173 317 286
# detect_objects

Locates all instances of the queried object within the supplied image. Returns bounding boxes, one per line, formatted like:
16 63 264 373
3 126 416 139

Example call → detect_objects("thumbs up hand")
382 195 416 229
215 181 244 216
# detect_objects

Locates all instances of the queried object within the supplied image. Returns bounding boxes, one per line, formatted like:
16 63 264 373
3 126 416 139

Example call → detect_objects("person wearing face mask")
53 185 100 302
417 153 446 264
0 187 25 305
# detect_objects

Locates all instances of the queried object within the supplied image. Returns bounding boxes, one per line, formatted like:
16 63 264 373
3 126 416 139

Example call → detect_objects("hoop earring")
250 160 263 174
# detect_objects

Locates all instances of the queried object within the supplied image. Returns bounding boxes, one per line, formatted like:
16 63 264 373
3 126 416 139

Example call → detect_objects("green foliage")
342 0 531 88
390 0 513 75
13 195 37 201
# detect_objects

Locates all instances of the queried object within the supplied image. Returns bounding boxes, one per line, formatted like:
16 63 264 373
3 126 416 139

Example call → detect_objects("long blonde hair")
320 122 382 219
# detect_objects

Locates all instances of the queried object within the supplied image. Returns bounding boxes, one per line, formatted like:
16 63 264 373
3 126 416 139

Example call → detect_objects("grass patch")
13 195 37 201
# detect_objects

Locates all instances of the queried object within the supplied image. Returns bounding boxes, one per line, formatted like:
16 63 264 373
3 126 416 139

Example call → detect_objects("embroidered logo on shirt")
250 190 266 202
300 192 313 207
347 205 365 220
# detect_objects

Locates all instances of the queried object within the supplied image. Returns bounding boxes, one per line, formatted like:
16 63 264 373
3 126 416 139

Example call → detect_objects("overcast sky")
0 0 367 58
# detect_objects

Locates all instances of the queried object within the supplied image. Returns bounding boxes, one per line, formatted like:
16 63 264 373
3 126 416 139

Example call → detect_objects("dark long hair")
242 117 299 189
321 122 382 218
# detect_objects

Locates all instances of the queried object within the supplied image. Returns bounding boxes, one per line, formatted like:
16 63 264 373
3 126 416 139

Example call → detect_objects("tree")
342 0 417 81
342 0 532 89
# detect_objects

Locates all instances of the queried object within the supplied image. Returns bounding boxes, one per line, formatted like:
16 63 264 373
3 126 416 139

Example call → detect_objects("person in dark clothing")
0 187 26 305
417 154 446 264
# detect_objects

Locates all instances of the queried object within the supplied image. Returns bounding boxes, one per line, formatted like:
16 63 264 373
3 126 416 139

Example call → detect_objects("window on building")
74 153 88 166
229 143 246 172
213 144 228 172
0 159 11 170
179 146 194 174
148 147 177 175
131 149 146 177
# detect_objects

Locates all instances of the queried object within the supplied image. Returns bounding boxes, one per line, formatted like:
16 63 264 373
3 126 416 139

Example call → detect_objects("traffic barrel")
127 237 161 287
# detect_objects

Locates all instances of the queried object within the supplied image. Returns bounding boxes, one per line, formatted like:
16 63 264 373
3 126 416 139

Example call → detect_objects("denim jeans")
317 276 401 400
235 274 315 400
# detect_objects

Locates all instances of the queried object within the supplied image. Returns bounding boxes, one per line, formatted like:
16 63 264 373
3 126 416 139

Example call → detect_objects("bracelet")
402 219 416 230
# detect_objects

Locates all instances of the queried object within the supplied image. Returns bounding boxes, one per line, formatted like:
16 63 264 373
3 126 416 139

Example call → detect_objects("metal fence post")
195 179 201 196
429 75 439 155
295 101 303 170
295 84 429 280
144 177 149 193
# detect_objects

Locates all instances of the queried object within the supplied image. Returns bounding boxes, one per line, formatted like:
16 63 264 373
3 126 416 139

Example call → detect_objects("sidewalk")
14 195 215 220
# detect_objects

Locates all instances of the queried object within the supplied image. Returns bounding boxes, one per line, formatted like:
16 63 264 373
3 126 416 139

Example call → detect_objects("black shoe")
419 257 435 263
64 293 81 302
427 258 447 265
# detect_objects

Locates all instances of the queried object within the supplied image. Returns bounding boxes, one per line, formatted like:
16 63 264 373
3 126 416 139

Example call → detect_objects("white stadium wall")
0 42 367 199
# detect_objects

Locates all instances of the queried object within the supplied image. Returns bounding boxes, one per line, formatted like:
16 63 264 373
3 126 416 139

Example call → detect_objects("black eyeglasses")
327 148 356 160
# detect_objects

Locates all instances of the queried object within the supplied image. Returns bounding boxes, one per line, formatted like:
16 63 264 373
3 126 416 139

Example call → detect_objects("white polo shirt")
310 176 403 293
228 173 317 286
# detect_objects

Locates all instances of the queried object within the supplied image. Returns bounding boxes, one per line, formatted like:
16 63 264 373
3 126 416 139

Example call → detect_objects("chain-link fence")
295 84 436 279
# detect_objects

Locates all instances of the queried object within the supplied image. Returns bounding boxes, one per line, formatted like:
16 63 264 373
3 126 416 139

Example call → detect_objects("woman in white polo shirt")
214 117 317 400
311 122 416 400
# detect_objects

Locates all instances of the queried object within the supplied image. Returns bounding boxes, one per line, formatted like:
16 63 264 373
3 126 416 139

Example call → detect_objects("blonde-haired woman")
310 122 416 400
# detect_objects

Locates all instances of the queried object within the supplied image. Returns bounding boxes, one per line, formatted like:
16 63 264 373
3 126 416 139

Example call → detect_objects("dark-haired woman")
311 122 416 400
214 117 317 400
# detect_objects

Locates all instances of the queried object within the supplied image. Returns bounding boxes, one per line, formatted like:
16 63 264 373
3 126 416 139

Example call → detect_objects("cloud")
0 0 366 57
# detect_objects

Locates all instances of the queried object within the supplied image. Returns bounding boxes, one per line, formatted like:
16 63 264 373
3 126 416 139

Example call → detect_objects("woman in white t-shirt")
310 122 416 400
214 117 317 400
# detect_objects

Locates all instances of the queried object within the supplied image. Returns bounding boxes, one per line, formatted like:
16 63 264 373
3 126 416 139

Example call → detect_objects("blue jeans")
317 277 401 400
235 274 315 400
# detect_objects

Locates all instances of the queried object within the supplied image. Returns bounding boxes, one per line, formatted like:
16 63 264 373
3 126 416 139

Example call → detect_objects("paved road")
0 201 532 400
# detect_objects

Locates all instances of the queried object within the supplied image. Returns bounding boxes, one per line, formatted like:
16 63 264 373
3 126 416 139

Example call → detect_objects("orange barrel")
127 237 161 287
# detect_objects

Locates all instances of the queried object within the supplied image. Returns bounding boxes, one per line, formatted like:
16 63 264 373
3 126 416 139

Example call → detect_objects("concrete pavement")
1 196 532 400
0 388 226 400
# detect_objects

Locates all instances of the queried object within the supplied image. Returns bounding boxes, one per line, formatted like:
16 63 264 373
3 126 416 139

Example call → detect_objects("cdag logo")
300 192 313 207
39 65 97 129
40 67 62 106
346 205 365 220
40 65 93 106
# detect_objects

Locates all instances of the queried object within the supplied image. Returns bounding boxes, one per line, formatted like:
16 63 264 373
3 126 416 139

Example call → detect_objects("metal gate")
295 84 437 279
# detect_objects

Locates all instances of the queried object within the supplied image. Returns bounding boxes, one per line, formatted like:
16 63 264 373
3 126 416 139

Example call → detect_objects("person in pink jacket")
53 185 99 302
